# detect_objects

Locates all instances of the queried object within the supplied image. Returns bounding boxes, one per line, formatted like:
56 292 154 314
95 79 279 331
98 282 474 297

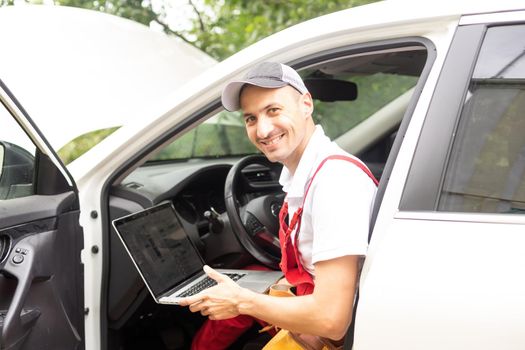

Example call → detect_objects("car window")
438 25 525 214
0 102 36 200
312 73 417 140
153 111 257 161
149 50 421 162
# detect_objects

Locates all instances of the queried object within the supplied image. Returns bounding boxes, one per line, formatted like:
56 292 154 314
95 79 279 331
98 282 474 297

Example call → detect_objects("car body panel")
356 10 525 349
357 217 525 349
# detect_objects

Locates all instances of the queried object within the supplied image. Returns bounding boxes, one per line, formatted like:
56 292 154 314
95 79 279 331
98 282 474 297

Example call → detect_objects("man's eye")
244 116 256 124
268 108 280 114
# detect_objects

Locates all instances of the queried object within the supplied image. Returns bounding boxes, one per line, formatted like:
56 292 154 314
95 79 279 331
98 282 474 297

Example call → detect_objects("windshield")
153 111 258 161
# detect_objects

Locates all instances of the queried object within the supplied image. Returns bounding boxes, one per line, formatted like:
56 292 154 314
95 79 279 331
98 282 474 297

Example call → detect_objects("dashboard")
106 157 282 325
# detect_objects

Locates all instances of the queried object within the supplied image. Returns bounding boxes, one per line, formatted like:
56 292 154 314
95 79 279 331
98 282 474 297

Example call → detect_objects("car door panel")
0 193 74 229
356 217 525 350
357 19 525 350
0 192 84 350
0 81 84 349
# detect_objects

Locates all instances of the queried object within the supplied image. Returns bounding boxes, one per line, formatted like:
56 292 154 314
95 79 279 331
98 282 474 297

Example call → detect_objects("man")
180 62 377 348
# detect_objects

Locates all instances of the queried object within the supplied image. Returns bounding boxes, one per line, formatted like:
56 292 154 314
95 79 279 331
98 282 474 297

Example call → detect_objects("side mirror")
0 141 34 200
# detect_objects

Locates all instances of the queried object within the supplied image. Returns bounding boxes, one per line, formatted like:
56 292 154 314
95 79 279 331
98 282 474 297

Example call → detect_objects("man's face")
240 85 313 169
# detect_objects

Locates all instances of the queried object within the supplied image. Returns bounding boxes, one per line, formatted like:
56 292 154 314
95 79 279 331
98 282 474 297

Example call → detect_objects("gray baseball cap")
221 62 308 111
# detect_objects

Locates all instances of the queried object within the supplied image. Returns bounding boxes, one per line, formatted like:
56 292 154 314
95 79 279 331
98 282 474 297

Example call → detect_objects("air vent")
125 182 143 189
0 235 11 263
243 170 272 183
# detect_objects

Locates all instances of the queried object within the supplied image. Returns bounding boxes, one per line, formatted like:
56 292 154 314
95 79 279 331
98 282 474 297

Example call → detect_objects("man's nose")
257 116 273 138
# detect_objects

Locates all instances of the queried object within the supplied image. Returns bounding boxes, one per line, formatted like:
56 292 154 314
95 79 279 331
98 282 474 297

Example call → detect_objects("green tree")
57 127 118 164
179 0 378 60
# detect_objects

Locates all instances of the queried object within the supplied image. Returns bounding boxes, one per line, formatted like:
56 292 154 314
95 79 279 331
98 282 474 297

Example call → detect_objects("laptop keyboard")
178 273 245 298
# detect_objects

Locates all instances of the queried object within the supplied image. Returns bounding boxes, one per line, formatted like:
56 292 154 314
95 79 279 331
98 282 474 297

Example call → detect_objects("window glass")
58 127 119 165
149 49 422 162
439 25 525 214
311 73 417 140
153 111 257 161
0 102 36 199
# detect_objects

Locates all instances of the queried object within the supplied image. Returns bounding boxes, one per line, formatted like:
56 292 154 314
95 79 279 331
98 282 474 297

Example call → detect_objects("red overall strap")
302 155 379 203
279 155 378 296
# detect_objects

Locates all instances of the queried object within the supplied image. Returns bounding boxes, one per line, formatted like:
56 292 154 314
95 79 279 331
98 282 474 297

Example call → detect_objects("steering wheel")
225 155 284 269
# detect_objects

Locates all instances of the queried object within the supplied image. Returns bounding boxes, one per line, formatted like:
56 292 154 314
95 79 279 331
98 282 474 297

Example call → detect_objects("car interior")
104 44 429 349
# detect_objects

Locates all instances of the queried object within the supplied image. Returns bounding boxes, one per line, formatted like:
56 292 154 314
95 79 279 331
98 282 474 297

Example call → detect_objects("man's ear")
301 92 314 118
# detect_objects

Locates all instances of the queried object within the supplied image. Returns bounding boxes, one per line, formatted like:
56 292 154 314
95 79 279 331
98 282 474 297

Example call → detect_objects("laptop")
112 202 282 305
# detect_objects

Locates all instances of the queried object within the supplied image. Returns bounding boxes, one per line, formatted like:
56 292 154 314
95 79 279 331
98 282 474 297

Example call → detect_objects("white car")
1 1 525 350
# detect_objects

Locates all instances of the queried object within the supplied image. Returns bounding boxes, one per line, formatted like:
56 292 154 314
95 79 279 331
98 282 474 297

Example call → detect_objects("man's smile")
259 133 285 146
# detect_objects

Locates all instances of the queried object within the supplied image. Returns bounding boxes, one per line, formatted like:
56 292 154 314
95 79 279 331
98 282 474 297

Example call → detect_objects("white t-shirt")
279 125 377 276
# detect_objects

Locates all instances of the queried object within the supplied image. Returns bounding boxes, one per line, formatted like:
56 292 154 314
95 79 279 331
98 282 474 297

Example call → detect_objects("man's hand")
178 265 251 320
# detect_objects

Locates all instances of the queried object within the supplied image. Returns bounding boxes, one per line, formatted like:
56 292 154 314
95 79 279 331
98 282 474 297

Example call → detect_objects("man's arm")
179 254 360 340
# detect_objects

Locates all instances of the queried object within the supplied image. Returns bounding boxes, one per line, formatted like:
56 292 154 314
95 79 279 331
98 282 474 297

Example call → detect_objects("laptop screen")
113 202 204 296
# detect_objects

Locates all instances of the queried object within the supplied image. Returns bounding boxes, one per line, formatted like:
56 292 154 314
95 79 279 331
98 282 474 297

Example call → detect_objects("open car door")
0 81 84 349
